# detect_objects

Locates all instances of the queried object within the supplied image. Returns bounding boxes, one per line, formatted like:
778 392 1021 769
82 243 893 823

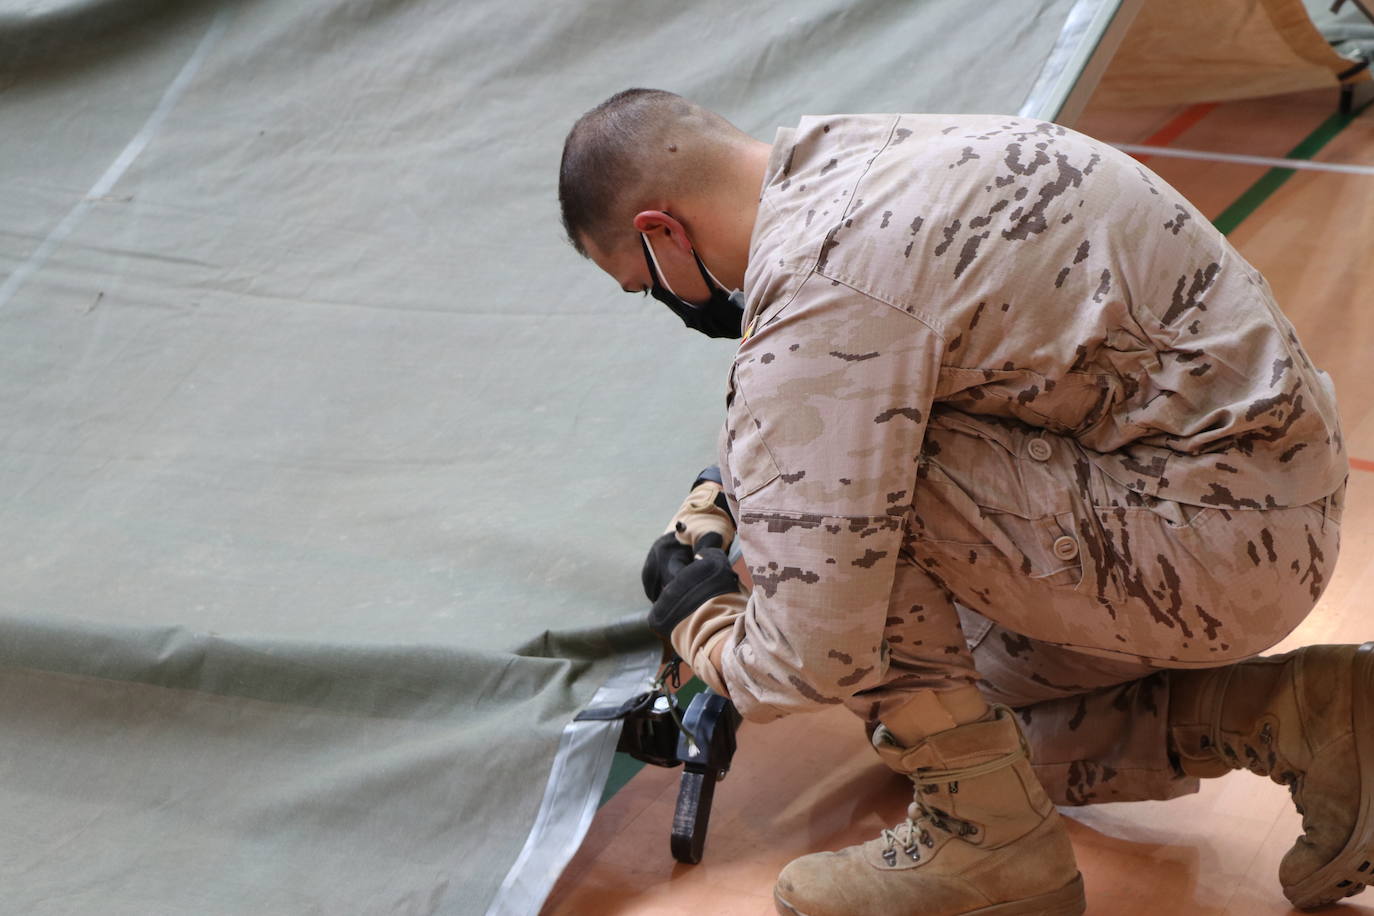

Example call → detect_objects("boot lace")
878 802 943 866
877 748 1025 867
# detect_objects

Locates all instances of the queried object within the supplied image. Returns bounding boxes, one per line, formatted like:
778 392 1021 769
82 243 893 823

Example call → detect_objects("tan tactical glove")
666 468 735 551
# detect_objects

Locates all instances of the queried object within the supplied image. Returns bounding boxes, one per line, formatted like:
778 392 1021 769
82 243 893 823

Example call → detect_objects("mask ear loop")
640 232 682 299
691 249 730 294
642 230 732 301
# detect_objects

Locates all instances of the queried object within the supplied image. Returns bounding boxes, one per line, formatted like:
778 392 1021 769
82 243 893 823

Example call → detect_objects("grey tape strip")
485 637 661 916
0 10 228 311
1018 0 1123 121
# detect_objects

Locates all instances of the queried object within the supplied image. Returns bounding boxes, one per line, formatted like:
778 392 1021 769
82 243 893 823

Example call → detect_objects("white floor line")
1113 142 1374 176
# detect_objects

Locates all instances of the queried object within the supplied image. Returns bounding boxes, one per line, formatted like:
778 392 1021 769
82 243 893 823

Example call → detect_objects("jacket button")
1027 438 1053 462
1053 536 1079 561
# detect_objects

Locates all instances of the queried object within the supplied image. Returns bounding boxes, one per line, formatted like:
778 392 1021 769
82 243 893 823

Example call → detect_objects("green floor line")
1212 100 1371 235
596 99 1371 809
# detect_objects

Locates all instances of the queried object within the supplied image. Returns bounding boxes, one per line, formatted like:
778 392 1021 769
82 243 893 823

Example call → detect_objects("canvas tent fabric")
1092 0 1370 107
0 1 1132 913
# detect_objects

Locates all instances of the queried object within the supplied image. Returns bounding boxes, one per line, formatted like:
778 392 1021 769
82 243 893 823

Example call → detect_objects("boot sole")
773 872 1086 916
1286 641 1374 909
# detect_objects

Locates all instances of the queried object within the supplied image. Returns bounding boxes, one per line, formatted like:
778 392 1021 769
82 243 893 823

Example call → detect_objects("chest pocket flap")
724 366 781 502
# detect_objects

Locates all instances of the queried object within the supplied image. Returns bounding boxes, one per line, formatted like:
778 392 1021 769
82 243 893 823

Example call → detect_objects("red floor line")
1130 103 1219 162
1352 457 1374 473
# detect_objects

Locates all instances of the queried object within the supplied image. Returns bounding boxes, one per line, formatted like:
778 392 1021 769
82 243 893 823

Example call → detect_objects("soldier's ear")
633 210 693 253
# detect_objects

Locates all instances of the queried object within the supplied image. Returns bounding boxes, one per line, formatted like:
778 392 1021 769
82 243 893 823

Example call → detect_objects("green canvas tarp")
0 1 1136 912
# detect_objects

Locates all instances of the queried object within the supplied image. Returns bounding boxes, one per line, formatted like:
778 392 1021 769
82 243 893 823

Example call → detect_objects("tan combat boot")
773 706 1085 916
1169 642 1374 909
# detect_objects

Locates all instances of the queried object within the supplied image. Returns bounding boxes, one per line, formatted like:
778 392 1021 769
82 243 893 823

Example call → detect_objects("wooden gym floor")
543 86 1374 916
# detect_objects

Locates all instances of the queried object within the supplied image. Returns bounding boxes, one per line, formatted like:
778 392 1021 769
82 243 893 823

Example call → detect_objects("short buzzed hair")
558 88 751 257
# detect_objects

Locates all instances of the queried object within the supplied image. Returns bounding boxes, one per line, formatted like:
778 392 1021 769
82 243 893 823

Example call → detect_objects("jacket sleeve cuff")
670 590 745 699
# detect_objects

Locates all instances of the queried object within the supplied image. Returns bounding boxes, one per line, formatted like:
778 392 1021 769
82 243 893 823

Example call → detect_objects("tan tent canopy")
1094 0 1370 106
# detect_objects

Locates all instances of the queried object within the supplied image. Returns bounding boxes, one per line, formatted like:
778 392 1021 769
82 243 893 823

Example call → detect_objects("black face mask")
640 233 745 340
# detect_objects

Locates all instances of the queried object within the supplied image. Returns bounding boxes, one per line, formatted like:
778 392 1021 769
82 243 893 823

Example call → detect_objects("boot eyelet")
904 844 920 860
882 848 898 867
948 781 959 794
1259 723 1273 745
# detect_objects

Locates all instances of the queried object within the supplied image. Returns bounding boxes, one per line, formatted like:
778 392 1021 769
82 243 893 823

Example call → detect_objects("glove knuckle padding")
668 481 736 550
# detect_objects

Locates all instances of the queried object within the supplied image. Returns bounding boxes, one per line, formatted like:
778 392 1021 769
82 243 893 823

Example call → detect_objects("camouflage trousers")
858 409 1345 806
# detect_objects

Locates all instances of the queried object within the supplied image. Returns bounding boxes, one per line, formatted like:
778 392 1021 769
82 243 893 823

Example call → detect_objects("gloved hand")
647 532 740 642
666 466 736 551
643 466 736 601
642 531 695 602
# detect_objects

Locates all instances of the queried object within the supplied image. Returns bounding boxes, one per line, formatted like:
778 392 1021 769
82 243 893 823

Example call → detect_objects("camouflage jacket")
715 114 1345 720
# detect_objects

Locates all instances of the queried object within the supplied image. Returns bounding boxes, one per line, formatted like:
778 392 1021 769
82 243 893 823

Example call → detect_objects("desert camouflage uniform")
712 114 1347 805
